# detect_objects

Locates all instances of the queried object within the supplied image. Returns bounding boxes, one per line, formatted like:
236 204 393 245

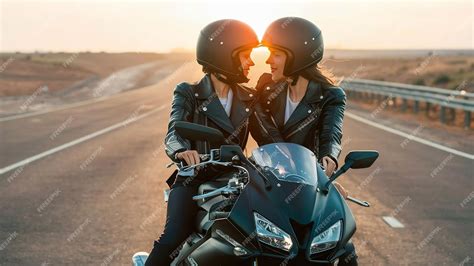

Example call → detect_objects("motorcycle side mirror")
324 150 379 192
174 121 226 145
344 150 379 169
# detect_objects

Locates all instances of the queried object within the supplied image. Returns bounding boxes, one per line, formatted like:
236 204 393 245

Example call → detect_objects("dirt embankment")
0 52 172 97
322 55 474 93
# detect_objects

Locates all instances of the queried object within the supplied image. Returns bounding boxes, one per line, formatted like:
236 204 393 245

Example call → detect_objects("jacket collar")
195 74 254 101
194 74 255 135
304 79 324 103
194 74 215 100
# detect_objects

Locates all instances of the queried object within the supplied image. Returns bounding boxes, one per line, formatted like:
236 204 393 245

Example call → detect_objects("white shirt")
218 89 233 117
284 89 300 124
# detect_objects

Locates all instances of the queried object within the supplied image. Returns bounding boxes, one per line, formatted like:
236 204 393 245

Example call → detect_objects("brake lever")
192 186 231 201
166 154 210 169
192 177 243 201
347 196 370 207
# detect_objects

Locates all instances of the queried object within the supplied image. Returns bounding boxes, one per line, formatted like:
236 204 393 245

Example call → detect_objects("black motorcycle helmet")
196 19 259 83
261 17 324 77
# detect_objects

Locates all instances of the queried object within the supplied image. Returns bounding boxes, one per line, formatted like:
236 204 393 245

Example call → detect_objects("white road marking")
382 216 405 228
0 96 113 122
0 105 167 175
164 189 170 202
346 112 474 160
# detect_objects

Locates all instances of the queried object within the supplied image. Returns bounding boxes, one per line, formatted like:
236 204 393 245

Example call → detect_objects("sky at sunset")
1 0 472 52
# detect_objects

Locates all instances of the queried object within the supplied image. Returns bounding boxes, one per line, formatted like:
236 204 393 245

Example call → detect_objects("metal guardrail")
340 79 473 128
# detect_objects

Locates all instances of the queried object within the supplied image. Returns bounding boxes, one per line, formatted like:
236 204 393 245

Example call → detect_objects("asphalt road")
0 66 472 265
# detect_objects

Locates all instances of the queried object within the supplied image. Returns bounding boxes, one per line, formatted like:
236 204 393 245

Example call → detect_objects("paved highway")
0 64 472 265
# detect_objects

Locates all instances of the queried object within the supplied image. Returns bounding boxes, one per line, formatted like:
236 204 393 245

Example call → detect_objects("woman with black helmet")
256 17 357 265
144 19 283 265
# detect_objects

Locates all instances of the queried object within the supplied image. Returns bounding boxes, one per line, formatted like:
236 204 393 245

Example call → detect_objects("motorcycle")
133 121 378 265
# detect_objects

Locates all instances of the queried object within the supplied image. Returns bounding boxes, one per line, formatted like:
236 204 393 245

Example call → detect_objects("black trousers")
145 183 199 266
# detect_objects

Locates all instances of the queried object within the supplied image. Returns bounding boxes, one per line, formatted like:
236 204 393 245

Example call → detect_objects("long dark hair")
299 64 336 88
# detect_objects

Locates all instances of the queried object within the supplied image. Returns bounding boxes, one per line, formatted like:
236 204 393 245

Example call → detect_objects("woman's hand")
321 156 337 176
333 182 349 199
176 150 201 166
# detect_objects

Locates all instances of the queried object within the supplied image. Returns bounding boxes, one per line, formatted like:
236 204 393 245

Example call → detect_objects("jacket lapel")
230 84 255 129
194 75 235 134
268 81 287 130
282 80 324 136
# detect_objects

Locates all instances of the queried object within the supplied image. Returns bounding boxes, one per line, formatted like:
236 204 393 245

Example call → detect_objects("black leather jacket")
256 73 346 168
164 74 283 163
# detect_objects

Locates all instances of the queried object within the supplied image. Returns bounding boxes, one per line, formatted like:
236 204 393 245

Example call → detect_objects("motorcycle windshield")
251 143 318 186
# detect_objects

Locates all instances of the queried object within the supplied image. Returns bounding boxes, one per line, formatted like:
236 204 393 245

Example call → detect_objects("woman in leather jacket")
256 17 357 265
145 19 283 266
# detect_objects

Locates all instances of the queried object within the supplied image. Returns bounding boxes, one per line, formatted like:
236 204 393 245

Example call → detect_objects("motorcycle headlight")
254 212 293 252
310 220 342 254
